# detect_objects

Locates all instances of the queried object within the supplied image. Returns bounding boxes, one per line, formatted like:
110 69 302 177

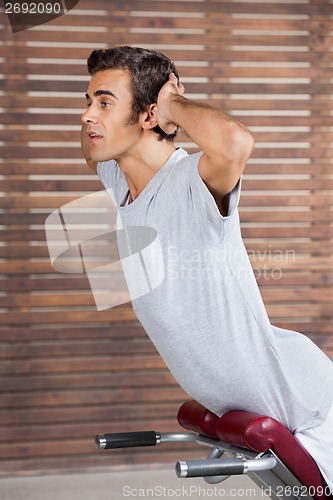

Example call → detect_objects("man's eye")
101 102 111 108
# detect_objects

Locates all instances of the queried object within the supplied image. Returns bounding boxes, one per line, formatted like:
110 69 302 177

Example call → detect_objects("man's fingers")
178 82 185 95
169 73 185 95
161 120 177 135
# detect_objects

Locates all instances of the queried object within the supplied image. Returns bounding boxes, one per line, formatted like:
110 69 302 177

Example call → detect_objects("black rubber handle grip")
95 431 159 450
176 458 245 478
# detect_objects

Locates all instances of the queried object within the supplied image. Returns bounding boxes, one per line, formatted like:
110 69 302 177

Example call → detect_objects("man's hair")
87 46 179 141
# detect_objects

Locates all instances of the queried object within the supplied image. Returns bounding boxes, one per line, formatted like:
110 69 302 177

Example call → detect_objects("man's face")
81 69 142 163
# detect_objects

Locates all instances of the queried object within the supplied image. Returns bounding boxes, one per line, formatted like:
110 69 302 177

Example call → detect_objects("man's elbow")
230 124 255 165
205 122 254 175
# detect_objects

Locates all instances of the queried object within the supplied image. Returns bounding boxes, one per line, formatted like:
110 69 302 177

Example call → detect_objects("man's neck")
117 136 176 200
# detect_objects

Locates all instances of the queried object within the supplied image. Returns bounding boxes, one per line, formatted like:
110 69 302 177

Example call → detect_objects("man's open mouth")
88 132 103 142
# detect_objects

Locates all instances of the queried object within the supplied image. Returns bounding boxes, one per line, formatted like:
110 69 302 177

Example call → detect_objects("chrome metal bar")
204 447 230 484
176 456 278 478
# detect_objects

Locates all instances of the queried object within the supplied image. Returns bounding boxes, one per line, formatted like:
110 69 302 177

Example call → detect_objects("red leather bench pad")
177 400 331 499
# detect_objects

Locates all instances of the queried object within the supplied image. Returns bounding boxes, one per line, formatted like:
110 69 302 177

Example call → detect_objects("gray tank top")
97 148 333 433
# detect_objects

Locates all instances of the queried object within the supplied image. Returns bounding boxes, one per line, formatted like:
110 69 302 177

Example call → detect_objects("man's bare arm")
157 74 254 202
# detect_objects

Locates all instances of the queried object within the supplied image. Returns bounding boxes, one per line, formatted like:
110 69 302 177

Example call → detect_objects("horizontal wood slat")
0 402 180 425
1 0 332 476
0 356 165 376
5 46 333 62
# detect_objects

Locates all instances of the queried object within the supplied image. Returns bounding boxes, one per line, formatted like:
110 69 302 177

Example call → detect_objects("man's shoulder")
168 148 203 176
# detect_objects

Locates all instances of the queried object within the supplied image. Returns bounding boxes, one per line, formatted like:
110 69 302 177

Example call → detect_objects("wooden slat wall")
1 0 333 475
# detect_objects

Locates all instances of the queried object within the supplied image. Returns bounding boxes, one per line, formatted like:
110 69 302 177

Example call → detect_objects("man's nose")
81 108 97 124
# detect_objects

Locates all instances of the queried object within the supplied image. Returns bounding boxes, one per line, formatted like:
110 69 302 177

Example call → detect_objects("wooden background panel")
1 0 333 475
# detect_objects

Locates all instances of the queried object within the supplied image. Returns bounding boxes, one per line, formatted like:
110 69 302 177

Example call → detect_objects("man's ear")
142 103 158 130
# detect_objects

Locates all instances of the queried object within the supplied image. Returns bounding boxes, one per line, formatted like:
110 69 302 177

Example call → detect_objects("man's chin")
92 154 115 163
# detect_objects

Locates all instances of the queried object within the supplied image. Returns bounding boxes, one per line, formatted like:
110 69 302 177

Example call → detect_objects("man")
81 46 333 490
